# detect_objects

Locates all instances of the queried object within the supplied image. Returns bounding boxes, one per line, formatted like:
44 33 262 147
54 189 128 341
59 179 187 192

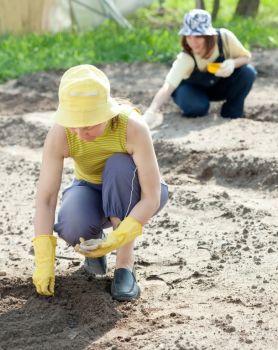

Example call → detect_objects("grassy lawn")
0 0 277 82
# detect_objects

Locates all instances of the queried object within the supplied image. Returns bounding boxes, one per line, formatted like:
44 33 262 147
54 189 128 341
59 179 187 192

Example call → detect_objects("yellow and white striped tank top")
65 113 129 184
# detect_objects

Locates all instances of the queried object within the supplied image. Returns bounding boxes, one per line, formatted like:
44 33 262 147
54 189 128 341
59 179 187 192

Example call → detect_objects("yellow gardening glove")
32 235 57 296
75 216 142 258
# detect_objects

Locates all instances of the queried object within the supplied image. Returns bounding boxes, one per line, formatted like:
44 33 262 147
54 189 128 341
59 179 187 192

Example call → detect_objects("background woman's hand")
143 109 164 129
215 59 235 78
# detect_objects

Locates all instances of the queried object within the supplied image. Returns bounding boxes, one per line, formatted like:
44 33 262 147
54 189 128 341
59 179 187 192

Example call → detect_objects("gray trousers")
54 153 169 246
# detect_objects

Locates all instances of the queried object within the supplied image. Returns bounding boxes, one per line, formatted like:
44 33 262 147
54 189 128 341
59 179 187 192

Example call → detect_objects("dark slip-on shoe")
111 268 140 301
84 256 107 276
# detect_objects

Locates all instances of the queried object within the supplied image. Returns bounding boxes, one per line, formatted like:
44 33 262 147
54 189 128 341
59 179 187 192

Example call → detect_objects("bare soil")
0 49 278 350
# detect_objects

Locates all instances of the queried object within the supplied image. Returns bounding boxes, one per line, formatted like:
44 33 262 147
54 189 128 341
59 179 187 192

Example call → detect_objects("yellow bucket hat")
54 64 121 128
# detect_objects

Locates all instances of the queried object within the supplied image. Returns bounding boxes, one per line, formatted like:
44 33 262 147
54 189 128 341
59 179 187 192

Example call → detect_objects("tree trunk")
195 0 206 10
235 0 260 17
211 0 220 21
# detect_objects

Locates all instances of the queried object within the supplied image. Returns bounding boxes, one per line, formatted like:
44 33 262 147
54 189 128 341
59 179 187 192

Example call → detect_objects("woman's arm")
34 124 68 236
143 82 176 128
126 117 161 225
147 82 176 113
233 56 250 68
221 28 251 63
143 53 193 128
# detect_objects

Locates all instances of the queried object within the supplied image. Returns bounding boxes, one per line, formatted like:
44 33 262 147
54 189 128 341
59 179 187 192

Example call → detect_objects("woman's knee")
181 101 209 117
172 84 209 116
104 153 135 176
54 218 103 246
103 153 140 220
103 154 138 189
237 65 257 86
54 184 104 245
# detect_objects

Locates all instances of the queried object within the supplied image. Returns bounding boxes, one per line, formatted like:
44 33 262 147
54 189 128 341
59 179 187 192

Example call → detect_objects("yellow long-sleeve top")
65 112 130 184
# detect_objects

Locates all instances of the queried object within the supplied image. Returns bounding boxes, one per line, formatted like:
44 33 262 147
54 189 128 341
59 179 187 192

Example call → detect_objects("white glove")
143 110 163 130
79 237 104 252
215 59 235 78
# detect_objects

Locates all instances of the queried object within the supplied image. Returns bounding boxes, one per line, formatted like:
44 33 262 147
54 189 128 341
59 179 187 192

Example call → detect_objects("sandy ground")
0 49 278 350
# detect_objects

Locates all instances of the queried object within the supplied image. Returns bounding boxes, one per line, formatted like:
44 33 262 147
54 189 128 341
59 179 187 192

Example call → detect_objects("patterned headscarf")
178 9 217 36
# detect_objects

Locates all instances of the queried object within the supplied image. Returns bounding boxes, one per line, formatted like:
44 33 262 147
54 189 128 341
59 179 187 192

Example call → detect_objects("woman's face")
185 35 206 55
70 122 107 141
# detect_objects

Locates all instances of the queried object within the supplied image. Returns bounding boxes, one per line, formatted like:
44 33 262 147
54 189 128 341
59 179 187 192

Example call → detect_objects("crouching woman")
32 64 168 301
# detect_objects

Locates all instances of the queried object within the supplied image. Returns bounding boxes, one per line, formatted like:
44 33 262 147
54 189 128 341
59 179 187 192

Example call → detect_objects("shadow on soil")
0 274 122 350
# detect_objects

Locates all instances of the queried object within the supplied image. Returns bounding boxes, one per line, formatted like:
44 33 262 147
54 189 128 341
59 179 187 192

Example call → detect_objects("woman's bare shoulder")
127 110 148 132
44 123 69 158
126 111 151 152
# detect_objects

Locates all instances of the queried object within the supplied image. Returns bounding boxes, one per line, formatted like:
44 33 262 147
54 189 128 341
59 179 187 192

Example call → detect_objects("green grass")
0 0 277 82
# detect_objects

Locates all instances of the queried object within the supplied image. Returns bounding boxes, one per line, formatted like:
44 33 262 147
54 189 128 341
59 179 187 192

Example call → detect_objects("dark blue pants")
54 153 169 246
172 64 257 119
